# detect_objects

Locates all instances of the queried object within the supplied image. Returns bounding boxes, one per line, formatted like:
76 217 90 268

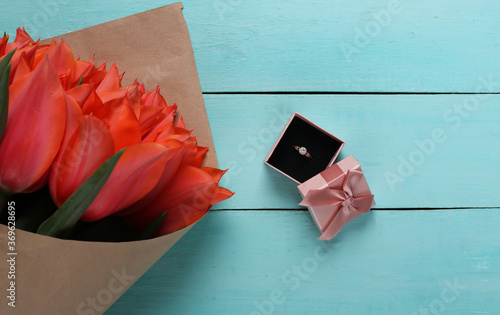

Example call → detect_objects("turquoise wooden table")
3 1 500 314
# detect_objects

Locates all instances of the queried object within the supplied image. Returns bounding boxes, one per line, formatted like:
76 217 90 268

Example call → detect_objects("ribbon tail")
318 205 362 240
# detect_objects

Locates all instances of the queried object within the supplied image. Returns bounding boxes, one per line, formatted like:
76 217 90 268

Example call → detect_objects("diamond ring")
293 145 312 158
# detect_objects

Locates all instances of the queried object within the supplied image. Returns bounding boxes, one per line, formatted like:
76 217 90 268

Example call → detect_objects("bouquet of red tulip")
0 28 233 241
0 4 232 313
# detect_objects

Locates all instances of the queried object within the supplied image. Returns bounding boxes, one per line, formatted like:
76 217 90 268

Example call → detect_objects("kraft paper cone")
0 2 217 314
0 225 192 315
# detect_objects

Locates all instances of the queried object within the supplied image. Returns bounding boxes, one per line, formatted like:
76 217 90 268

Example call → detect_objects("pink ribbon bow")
299 169 374 240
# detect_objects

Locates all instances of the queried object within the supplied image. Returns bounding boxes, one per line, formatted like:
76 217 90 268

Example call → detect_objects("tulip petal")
153 166 217 235
142 112 175 143
201 167 228 183
0 56 65 193
5 27 35 51
211 186 235 204
0 34 8 56
11 53 30 83
176 115 185 129
97 88 126 104
58 94 84 152
32 44 50 69
141 86 167 108
137 82 145 95
198 167 233 204
71 60 93 86
125 165 216 235
96 63 121 93
138 105 167 136
179 140 198 166
81 143 169 221
8 45 37 83
92 96 142 151
46 40 75 78
96 62 106 71
50 115 114 206
66 83 93 107
25 168 51 193
81 88 103 113
29 94 82 194
126 84 141 119
194 146 208 167
117 145 185 217
83 66 107 86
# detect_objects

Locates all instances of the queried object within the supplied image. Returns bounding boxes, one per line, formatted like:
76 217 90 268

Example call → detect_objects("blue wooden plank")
1 3 499 315
106 210 500 315
206 94 500 210
2 1 500 92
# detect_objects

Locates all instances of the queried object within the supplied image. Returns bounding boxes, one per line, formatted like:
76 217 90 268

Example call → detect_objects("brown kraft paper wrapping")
0 2 217 314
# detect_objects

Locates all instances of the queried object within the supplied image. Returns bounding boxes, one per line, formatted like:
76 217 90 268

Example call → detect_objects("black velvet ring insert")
266 113 344 183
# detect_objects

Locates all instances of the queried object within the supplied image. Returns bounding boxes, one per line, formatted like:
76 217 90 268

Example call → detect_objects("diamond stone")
299 147 307 155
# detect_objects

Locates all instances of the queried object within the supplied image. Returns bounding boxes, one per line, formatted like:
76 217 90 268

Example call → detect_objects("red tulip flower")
0 33 66 193
0 29 233 236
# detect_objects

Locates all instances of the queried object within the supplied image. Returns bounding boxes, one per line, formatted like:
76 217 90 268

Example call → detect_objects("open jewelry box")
265 112 345 183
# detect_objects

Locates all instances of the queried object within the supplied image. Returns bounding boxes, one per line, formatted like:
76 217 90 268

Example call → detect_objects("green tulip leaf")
76 75 84 86
135 210 168 240
0 49 15 141
37 149 125 238
0 62 12 141
0 48 16 78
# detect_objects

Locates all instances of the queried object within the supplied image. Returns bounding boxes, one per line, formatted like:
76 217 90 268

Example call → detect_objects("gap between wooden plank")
211 207 500 211
204 91 500 95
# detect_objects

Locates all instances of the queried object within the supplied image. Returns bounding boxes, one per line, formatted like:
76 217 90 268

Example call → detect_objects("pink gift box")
265 112 345 183
298 155 375 240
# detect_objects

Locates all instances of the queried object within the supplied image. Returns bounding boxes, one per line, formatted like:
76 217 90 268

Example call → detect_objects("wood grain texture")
107 210 500 315
206 94 500 210
1 1 499 314
2 0 500 92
